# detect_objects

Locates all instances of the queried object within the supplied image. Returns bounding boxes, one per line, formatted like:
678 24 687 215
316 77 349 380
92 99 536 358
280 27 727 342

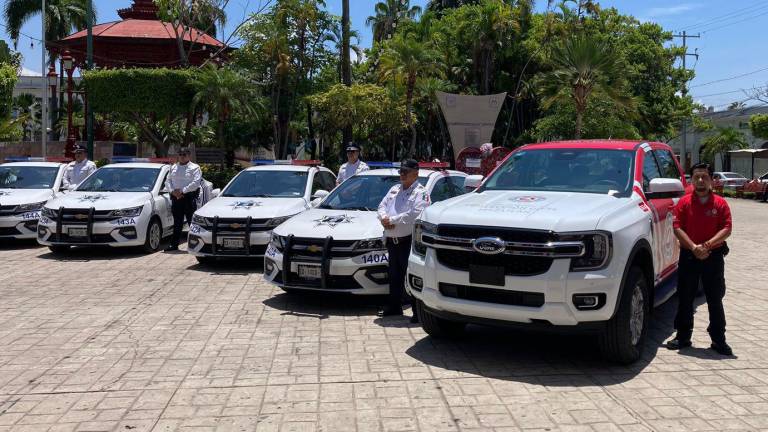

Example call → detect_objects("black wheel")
417 300 466 338
600 266 649 364
196 256 216 265
48 245 70 254
142 219 163 253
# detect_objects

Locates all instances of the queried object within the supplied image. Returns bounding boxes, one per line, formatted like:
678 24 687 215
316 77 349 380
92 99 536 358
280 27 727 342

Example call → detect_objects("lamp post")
62 50 76 158
47 64 57 141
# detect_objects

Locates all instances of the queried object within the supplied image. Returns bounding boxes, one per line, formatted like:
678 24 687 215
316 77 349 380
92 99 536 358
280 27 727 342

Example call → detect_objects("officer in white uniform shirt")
62 145 97 189
377 159 430 318
164 148 202 251
336 143 369 185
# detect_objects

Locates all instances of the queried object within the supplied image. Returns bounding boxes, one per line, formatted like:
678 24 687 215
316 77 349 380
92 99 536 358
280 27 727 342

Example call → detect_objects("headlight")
41 207 57 218
413 220 437 257
17 201 46 212
192 214 212 227
354 237 385 251
111 206 143 218
271 232 285 251
560 232 612 271
266 215 295 228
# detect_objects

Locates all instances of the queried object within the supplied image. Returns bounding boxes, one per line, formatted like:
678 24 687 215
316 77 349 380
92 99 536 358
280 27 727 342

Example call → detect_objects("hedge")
0 63 17 118
83 68 195 116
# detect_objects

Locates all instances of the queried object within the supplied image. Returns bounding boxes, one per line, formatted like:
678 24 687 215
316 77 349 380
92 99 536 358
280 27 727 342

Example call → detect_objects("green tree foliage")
0 63 18 119
749 114 768 140
701 127 748 168
3 0 95 55
155 0 227 66
366 0 422 44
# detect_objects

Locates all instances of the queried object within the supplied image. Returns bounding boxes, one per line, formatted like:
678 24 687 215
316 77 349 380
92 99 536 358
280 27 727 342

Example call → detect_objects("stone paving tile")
0 199 767 431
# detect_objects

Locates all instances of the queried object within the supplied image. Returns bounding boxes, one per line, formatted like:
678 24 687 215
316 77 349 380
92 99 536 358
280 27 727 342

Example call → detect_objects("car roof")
101 163 167 169
0 162 64 168
518 139 667 151
243 164 324 172
360 168 466 178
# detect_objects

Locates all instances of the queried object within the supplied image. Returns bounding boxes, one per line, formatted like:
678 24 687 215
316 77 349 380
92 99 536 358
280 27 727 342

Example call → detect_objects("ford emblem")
472 237 506 255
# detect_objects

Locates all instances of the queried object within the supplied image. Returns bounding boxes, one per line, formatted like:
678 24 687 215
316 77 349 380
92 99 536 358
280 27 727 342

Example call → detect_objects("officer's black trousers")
171 190 199 247
386 235 412 311
674 248 727 344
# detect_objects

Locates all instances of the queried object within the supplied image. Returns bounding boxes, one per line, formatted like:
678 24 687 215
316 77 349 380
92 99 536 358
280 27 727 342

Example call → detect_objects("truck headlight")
266 215 294 228
41 207 57 218
354 238 384 251
17 201 46 212
271 232 285 251
192 214 212 227
111 206 143 218
413 220 437 257
560 232 612 271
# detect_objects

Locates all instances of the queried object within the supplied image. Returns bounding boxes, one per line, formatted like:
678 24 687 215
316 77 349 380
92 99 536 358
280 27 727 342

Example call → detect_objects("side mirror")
311 189 329 200
464 175 484 191
210 188 221 199
648 178 684 197
310 198 322 208
160 187 171 194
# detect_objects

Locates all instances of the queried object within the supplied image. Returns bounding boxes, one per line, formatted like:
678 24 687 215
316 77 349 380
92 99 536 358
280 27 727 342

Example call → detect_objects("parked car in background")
713 172 748 189
0 161 67 240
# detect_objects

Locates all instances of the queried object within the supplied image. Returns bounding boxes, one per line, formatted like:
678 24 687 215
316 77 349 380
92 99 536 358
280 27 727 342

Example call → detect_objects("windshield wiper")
252 194 273 198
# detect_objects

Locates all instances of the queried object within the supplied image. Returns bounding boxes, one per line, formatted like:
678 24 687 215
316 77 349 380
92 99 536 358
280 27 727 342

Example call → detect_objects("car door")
652 147 684 278
640 148 674 283
155 168 174 230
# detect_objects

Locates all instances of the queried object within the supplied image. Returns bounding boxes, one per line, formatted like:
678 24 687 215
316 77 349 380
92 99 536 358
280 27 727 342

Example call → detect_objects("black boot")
710 341 733 356
666 335 692 350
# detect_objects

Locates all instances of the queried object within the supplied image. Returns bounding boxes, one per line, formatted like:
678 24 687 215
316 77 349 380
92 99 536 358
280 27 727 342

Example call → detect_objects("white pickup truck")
407 140 687 363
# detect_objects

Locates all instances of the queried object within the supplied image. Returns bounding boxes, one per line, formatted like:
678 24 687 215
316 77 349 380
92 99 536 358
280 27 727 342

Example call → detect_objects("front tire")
417 300 466 338
600 266 649 364
48 245 70 254
143 219 162 253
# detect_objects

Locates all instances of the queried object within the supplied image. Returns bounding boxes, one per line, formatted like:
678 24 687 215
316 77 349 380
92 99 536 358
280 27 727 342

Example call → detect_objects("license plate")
469 264 505 286
222 237 245 249
298 264 322 279
68 227 87 237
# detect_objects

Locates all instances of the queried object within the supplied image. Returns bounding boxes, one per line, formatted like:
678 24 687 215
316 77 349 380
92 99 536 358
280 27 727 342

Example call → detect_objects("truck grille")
436 249 553 276
439 283 545 307
211 217 271 233
437 225 557 243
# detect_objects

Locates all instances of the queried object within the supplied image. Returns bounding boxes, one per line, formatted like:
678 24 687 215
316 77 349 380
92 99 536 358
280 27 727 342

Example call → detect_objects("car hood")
0 188 54 206
422 190 631 232
45 191 150 211
195 196 309 219
272 208 385 241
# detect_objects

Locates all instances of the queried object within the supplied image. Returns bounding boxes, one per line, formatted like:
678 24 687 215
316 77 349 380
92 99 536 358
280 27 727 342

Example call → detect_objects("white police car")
264 163 467 294
37 161 176 253
0 160 67 240
187 160 336 263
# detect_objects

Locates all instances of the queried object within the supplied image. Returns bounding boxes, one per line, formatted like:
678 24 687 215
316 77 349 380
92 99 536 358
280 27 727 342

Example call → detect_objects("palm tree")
379 35 442 155
325 24 362 81
366 0 422 44
538 35 633 139
190 65 263 153
701 127 748 169
3 0 95 55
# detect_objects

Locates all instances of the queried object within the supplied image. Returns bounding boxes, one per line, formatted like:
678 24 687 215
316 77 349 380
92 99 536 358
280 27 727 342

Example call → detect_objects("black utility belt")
386 235 412 245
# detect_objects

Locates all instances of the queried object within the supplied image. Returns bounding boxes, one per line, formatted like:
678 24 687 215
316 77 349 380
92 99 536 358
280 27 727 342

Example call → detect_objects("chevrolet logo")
230 223 241 229
73 214 88 220
307 245 321 253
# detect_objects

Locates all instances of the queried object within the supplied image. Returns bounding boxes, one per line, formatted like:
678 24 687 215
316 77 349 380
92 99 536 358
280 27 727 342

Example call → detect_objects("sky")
1 0 766 111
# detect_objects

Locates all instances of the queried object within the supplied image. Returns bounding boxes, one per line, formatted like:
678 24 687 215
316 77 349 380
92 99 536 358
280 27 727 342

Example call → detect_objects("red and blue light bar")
3 156 73 163
251 159 322 166
111 157 175 164
367 161 450 169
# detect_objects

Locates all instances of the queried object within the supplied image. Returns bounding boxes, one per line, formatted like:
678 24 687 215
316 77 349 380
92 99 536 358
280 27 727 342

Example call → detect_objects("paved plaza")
0 198 767 432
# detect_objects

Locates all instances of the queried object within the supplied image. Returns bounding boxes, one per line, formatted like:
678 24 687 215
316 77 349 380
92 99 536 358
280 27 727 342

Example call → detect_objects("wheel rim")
630 283 645 346
149 223 161 250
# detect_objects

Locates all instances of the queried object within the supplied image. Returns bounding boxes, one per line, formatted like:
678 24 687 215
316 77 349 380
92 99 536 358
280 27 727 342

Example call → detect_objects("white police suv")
407 140 687 363
187 160 336 263
264 163 467 294
38 161 176 253
0 160 67 239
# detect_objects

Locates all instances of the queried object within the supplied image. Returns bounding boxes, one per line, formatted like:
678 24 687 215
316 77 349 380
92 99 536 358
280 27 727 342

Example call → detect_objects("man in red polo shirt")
666 163 733 355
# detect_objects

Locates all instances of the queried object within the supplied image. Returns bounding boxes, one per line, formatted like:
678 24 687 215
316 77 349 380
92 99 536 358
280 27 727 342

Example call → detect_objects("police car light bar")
251 159 322 166
367 162 401 168
367 161 450 169
111 157 175 164
3 156 72 163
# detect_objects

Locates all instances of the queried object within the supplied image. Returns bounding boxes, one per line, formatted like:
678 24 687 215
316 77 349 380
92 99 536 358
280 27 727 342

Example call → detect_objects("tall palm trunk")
406 73 417 156
575 109 583 140
341 0 353 147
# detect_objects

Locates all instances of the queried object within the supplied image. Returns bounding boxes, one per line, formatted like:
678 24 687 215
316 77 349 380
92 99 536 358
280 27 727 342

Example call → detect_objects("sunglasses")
398 168 415 175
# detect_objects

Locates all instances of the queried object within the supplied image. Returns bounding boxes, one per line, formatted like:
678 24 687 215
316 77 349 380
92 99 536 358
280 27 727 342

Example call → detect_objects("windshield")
222 170 308 198
0 166 59 189
319 175 427 211
481 148 635 196
77 167 160 192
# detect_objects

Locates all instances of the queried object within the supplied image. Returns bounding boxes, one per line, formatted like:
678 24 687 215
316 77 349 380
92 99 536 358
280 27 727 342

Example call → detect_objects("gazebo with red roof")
51 0 230 68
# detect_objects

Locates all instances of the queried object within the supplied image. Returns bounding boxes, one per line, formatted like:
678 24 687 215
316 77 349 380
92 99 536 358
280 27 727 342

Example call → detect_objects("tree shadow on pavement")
186 258 264 275
263 291 386 318
37 245 148 261
0 239 43 250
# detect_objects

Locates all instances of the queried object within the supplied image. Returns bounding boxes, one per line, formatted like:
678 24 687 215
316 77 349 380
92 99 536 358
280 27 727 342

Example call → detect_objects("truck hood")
422 190 631 232
195 196 308 219
273 208 385 241
0 188 54 206
44 191 150 211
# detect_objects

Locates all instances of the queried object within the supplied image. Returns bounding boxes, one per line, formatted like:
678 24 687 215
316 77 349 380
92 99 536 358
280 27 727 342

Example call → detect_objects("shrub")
201 163 241 189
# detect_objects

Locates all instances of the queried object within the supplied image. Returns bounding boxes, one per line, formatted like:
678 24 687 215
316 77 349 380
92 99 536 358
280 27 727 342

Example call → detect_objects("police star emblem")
313 214 354 228
229 200 261 210
0 191 11 196
78 194 108 203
